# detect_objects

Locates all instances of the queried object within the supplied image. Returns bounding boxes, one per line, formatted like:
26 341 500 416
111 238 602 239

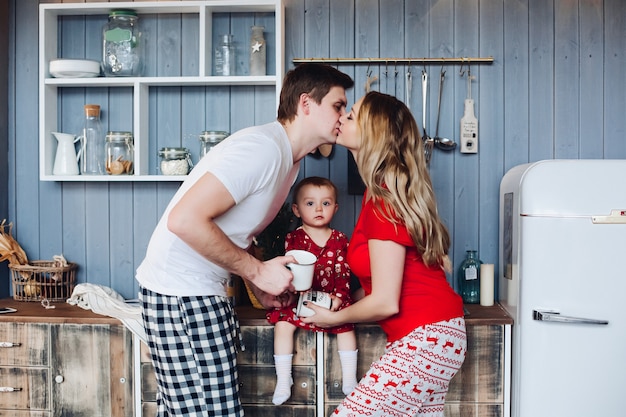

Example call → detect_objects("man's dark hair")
277 64 354 123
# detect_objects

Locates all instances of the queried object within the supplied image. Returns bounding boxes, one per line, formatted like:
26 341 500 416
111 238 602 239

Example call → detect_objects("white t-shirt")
136 121 299 296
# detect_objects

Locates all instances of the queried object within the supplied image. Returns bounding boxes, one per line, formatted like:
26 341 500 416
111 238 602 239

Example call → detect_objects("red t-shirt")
347 194 464 343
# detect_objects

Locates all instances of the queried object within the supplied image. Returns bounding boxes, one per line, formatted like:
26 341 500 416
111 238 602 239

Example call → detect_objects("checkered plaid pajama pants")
333 317 466 417
140 286 244 417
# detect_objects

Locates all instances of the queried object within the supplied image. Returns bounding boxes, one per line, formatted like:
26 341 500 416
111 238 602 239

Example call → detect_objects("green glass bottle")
458 250 481 303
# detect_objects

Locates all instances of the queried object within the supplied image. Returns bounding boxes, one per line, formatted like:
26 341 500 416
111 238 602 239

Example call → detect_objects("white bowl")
49 59 101 78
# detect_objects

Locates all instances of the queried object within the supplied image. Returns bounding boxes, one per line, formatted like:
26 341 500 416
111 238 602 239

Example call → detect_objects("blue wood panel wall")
0 0 9 297
5 0 626 300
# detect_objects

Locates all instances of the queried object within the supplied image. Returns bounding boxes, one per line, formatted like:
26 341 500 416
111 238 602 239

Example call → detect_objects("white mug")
285 250 317 291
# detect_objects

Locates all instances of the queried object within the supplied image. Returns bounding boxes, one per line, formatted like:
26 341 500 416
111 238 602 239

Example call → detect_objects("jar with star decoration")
249 25 266 76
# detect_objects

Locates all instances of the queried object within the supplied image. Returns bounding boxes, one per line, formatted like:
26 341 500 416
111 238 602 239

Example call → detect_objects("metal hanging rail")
292 56 494 65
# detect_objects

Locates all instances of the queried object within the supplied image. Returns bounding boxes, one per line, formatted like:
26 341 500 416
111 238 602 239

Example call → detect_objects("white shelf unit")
39 0 284 182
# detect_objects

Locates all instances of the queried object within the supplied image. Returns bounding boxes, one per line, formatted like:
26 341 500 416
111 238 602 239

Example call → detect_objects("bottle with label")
460 74 478 153
458 250 481 304
80 104 105 175
214 34 235 76
249 25 266 76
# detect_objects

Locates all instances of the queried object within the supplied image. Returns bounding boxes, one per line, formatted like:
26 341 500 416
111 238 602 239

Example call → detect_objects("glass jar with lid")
105 131 134 175
159 147 193 175
199 131 228 159
102 9 143 76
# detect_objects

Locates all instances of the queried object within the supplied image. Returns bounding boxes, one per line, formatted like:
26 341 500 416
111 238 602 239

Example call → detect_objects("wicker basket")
9 261 77 302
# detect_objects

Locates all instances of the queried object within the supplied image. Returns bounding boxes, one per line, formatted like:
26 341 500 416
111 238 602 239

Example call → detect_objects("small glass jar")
199 131 228 159
158 147 193 175
105 131 134 175
102 9 143 77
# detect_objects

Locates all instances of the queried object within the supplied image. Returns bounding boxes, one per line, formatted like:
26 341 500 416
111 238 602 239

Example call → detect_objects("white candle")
480 263 495 306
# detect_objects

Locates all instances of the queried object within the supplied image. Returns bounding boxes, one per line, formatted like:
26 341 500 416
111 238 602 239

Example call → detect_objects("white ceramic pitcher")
52 132 80 175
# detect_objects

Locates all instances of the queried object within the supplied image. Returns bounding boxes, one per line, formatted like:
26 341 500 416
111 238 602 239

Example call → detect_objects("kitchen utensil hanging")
460 65 478 153
433 68 457 152
405 66 412 110
422 69 434 165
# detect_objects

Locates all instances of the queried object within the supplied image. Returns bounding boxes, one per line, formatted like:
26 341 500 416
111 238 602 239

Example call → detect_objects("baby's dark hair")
292 176 338 203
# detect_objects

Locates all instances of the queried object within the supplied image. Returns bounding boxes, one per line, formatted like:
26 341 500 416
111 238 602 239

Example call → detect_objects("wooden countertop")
0 298 513 327
463 303 514 325
0 297 121 325
236 302 513 326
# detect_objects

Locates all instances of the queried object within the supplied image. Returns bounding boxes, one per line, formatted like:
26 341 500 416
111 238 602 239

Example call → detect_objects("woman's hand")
299 302 338 328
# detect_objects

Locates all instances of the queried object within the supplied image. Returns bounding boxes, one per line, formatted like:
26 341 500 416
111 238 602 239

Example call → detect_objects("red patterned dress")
266 227 354 333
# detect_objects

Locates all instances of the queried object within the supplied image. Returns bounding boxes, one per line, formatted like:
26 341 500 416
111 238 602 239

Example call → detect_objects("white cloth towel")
66 283 147 344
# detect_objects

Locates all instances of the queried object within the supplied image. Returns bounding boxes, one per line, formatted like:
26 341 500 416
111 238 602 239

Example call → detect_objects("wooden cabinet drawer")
324 325 385 404
0 367 49 410
446 324 505 403
238 326 316 366
444 403 504 417
50 324 133 417
239 365 316 405
0 323 49 367
0 412 50 417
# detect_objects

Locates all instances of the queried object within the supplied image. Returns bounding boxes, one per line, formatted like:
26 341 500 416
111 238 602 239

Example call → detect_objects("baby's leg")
337 331 358 395
273 321 297 405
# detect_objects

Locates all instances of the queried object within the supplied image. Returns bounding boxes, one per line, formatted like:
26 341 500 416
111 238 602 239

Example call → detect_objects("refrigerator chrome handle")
533 310 609 325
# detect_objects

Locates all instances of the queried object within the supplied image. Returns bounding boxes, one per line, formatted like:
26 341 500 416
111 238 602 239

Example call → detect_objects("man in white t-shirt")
136 64 354 417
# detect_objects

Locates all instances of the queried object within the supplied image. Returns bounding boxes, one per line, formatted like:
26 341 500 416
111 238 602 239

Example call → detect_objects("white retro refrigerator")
499 159 626 417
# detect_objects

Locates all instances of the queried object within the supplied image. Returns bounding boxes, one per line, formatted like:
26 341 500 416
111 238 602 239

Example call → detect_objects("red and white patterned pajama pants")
333 317 466 417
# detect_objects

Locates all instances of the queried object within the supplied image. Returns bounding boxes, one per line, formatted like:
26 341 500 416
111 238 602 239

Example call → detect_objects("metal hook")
459 58 467 77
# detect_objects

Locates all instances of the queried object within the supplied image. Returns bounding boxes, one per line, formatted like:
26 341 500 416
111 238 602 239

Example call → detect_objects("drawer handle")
0 387 22 392
0 342 21 348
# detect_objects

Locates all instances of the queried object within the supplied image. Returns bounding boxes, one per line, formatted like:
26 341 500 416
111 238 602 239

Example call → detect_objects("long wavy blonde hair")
355 91 451 271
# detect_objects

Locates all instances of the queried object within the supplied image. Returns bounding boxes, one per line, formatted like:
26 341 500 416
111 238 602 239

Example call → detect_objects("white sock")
338 349 358 395
272 354 294 405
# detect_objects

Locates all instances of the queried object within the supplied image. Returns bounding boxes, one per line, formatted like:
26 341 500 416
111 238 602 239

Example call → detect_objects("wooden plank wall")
0 0 9 298
6 0 626 300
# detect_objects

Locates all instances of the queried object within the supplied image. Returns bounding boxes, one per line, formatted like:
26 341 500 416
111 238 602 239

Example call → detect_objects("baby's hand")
330 294 343 311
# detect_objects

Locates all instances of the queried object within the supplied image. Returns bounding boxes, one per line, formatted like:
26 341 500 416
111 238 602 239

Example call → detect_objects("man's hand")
247 279 298 309
247 255 297 296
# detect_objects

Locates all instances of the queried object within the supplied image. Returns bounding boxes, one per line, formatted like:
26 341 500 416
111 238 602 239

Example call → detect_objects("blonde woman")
302 91 466 416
